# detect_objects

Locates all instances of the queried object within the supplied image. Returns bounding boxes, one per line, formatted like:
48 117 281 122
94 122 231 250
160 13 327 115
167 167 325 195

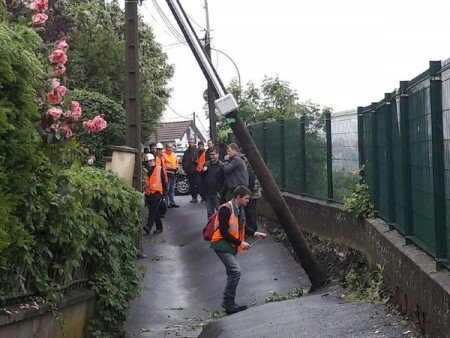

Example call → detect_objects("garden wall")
258 192 450 336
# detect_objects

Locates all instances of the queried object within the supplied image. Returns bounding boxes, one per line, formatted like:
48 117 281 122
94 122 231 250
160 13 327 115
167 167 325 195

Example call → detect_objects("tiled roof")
152 120 191 143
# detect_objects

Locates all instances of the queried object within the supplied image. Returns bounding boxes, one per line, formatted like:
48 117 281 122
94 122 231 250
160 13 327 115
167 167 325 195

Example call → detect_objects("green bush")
343 174 374 219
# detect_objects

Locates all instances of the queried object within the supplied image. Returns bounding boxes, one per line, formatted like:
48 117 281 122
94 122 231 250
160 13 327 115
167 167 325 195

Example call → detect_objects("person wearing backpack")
210 185 267 314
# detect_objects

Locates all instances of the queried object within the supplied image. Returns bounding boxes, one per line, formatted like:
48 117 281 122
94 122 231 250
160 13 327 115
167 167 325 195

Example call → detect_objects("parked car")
174 151 190 195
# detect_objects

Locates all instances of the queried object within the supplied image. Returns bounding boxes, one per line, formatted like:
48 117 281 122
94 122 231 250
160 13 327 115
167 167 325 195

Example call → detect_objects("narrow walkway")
124 196 409 337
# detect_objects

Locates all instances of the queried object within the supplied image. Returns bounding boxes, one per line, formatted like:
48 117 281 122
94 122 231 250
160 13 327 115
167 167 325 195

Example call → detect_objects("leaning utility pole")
125 0 142 191
203 0 217 142
166 0 326 287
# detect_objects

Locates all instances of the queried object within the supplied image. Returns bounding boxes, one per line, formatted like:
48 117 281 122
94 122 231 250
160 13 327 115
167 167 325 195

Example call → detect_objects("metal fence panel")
362 109 374 200
377 103 390 221
391 96 406 234
442 59 450 259
265 121 282 185
284 119 303 195
408 79 436 254
305 117 327 199
251 123 265 161
331 111 359 202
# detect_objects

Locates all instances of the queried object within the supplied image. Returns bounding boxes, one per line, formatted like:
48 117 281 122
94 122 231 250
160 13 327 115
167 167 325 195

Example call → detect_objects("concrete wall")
258 193 450 336
0 289 95 338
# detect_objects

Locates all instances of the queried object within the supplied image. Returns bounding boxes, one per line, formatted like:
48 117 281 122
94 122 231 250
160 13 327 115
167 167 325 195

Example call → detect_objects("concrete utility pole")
203 0 217 142
125 0 142 191
166 0 326 287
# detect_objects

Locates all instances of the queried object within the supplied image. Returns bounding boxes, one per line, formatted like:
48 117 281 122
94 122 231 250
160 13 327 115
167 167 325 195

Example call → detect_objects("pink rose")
59 124 73 138
52 64 66 76
32 12 48 25
27 0 48 12
83 115 107 133
57 85 67 97
49 49 68 65
72 106 82 120
57 39 69 51
46 107 62 120
51 78 60 88
46 90 61 104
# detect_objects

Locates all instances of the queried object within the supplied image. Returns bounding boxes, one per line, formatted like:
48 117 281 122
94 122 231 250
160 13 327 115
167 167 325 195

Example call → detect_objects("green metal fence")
244 59 449 267
358 60 449 267
247 111 359 203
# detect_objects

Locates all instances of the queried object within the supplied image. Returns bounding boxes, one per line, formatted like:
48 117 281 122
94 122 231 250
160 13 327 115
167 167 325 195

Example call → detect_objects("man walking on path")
162 142 180 208
202 147 225 219
143 153 167 234
182 137 200 203
223 143 249 199
210 186 267 314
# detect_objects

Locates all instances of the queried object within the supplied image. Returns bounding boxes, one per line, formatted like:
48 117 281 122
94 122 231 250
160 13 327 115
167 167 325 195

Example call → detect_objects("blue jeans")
166 173 176 205
205 194 220 219
214 250 241 305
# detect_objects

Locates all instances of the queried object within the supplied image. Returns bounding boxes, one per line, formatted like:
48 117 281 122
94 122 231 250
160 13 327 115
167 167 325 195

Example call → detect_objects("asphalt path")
124 195 410 338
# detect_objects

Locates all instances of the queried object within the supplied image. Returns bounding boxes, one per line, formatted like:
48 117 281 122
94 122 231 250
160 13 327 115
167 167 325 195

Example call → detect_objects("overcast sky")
139 0 450 138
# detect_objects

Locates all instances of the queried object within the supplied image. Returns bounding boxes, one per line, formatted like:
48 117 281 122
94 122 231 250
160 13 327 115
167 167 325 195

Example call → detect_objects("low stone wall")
0 289 95 337
258 192 450 336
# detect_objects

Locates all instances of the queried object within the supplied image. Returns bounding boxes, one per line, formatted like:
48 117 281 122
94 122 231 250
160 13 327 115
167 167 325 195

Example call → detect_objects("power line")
166 104 191 119
151 0 185 43
141 1 172 38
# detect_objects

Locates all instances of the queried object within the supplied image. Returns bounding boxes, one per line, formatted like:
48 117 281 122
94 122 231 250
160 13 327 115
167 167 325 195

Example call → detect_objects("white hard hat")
156 142 164 149
145 153 155 161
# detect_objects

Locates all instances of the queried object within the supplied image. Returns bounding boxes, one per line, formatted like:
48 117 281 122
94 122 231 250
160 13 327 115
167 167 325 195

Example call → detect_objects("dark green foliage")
0 21 44 267
0 13 142 336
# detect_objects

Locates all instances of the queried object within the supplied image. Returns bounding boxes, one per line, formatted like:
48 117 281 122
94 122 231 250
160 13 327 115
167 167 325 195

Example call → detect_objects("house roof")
149 120 206 143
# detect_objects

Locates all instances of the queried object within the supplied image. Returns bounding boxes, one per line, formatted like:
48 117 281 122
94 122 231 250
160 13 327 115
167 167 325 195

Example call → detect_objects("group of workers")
141 137 266 315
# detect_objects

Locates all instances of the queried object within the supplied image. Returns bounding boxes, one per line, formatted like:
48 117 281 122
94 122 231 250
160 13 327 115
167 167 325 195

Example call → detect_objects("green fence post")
399 81 413 242
384 93 396 227
357 106 365 168
429 61 447 266
300 116 307 196
371 102 380 215
280 120 286 189
262 122 267 163
325 111 333 201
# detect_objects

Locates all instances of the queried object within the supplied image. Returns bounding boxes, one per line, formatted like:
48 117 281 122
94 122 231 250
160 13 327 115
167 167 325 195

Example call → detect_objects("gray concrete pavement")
124 195 410 337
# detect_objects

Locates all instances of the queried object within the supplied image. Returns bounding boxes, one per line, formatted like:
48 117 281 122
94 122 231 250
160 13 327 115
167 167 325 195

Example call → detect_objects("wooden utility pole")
125 0 142 191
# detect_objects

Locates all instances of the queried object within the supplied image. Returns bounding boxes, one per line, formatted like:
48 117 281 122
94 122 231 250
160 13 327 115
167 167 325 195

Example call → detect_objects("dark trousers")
214 250 241 305
205 194 220 219
187 172 200 199
245 199 258 232
146 199 162 231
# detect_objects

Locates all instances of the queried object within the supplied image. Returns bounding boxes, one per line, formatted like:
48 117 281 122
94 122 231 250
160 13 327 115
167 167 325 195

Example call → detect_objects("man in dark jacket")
223 143 249 199
202 147 225 219
182 137 200 203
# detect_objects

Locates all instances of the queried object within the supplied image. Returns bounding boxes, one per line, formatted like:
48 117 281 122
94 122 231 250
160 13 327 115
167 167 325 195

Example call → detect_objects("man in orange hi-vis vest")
210 185 267 314
162 142 180 208
143 151 168 235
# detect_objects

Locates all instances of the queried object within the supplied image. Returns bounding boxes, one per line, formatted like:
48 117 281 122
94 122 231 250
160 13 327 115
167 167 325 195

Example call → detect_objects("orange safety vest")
156 155 168 182
196 150 206 173
162 151 179 172
145 165 163 195
211 201 246 253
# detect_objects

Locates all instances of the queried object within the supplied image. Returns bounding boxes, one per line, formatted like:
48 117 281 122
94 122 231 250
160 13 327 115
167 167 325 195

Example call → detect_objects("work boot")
171 203 180 208
221 302 248 314
143 226 151 235
153 228 163 234
189 198 198 203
